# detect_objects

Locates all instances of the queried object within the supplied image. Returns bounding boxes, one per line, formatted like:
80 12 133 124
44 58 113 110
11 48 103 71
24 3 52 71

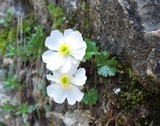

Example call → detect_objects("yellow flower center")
60 76 69 86
59 44 70 56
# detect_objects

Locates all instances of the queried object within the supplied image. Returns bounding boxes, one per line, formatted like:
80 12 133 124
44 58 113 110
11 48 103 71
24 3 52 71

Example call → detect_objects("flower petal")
67 63 79 76
45 30 64 50
67 85 84 105
77 86 84 91
60 57 72 73
64 29 74 38
71 68 87 86
65 31 84 48
47 84 67 104
46 74 60 83
71 46 86 60
42 50 55 63
42 50 65 70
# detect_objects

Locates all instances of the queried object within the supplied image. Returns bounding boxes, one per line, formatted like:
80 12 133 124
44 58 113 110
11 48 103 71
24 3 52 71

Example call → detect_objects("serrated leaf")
84 39 98 60
95 51 110 66
95 51 118 77
82 88 99 106
106 56 118 66
98 66 117 77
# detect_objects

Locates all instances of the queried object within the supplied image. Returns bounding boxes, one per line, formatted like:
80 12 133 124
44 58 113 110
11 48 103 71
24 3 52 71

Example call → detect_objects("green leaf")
95 51 118 77
48 4 64 18
84 39 98 60
98 66 116 77
95 51 110 66
0 19 6 24
6 9 12 22
0 103 15 113
82 88 99 106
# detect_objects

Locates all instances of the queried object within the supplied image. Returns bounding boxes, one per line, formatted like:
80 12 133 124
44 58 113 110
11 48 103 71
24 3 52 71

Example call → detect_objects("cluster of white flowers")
42 29 87 105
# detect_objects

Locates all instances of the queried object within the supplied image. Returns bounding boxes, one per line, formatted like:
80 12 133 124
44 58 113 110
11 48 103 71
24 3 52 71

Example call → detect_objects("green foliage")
80 1 91 37
0 9 12 27
0 122 5 126
3 20 46 61
117 69 148 110
84 39 98 60
23 25 46 60
95 51 118 77
48 4 64 18
2 77 23 91
0 27 17 54
0 103 16 113
82 88 99 106
47 4 66 30
98 66 116 77
120 88 144 107
84 39 119 78
1 102 35 118
15 103 35 118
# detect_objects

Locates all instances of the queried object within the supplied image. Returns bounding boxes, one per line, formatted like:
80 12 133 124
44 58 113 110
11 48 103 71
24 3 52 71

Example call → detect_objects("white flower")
113 88 121 94
46 64 87 105
42 29 87 73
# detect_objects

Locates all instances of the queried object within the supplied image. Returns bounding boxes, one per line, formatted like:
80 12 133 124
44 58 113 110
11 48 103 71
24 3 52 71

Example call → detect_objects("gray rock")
89 0 160 92
46 109 90 126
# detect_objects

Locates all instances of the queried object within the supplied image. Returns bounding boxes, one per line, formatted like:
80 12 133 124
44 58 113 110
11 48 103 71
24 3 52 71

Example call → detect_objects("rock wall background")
89 0 160 92
0 0 160 126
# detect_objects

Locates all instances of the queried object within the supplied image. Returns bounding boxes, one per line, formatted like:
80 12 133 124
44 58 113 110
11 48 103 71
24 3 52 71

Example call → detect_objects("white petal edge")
65 31 84 48
42 50 65 71
47 84 67 104
67 63 79 76
64 29 74 39
71 46 86 60
71 68 87 86
46 74 60 83
60 57 72 73
42 50 55 64
45 30 64 50
67 85 84 105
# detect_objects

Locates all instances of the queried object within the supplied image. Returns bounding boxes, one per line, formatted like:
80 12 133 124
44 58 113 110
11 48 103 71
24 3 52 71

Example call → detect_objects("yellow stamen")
60 76 70 90
59 44 70 56
60 76 69 86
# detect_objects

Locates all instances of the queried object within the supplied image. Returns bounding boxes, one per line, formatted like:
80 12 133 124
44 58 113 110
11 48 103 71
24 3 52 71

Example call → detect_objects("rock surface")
46 109 90 126
89 0 160 92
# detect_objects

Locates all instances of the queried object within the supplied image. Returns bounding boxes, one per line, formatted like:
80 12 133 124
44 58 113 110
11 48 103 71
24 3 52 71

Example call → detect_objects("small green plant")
85 39 118 78
0 103 16 113
2 77 23 91
23 25 46 60
82 39 119 106
0 26 17 54
82 88 99 106
95 51 118 77
0 9 12 27
15 103 35 118
47 4 66 30
1 102 35 119
84 39 98 60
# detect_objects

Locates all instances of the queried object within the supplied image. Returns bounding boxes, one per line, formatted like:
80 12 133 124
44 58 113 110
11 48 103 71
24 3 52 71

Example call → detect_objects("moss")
110 67 160 125
80 0 92 37
0 26 17 54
